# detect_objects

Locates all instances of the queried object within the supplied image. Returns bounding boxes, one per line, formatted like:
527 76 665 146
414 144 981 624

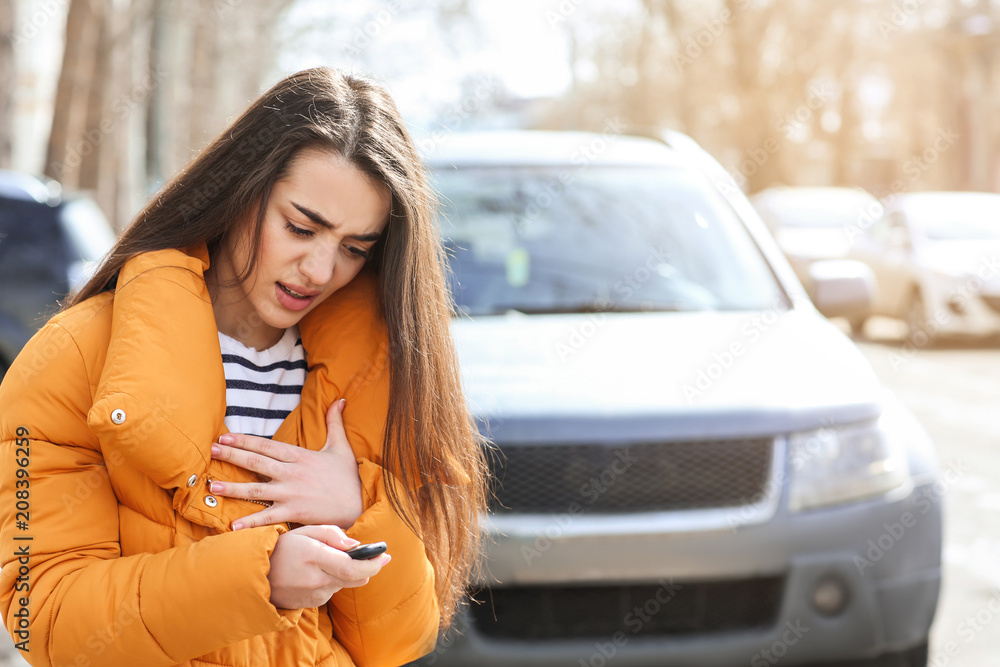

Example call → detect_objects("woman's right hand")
267 525 391 610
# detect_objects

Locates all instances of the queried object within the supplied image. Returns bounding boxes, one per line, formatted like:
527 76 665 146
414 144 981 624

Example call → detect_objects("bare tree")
45 0 105 186
0 0 15 168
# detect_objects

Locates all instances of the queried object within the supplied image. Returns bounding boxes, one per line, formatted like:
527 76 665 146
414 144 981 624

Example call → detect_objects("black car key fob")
346 541 388 560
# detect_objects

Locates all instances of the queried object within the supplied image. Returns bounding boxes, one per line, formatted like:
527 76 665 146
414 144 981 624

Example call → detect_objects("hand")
267 524 391 610
209 399 364 530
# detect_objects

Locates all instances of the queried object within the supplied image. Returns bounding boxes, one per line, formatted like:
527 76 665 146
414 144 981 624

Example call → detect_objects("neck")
205 265 283 351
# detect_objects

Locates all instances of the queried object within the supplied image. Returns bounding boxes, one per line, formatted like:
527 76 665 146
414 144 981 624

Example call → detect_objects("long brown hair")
65 67 487 628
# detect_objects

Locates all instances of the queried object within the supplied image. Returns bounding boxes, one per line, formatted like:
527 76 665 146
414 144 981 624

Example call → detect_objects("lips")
275 282 318 312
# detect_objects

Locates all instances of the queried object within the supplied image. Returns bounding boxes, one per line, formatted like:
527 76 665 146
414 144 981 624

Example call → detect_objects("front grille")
487 438 773 514
470 577 785 640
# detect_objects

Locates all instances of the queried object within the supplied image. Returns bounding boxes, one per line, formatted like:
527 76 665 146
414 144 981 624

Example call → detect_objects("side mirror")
807 260 874 318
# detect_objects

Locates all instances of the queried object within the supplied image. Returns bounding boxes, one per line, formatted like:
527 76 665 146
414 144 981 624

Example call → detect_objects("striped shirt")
218 326 307 439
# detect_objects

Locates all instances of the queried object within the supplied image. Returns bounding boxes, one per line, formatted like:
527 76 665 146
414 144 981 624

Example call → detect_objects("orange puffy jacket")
0 244 439 666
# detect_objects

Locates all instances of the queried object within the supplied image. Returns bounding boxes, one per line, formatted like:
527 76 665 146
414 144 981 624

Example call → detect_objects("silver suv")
417 131 941 666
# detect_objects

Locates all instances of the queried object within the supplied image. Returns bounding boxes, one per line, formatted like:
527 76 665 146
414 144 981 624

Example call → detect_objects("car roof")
421 130 688 169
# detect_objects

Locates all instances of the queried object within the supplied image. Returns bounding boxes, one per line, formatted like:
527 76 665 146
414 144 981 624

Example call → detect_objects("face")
209 148 390 350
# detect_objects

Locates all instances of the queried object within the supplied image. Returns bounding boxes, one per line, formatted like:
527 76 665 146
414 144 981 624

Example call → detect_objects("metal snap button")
204 495 218 508
111 409 126 424
186 474 198 487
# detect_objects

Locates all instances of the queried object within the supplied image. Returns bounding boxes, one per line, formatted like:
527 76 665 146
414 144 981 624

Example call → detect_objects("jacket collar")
86 242 386 531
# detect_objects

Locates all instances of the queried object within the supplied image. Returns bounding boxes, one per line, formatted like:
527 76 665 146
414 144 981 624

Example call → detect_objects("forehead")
276 149 390 230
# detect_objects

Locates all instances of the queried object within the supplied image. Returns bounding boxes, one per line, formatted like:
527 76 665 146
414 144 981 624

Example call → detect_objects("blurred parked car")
751 186 879 327
846 191 1000 341
414 132 941 667
0 171 116 379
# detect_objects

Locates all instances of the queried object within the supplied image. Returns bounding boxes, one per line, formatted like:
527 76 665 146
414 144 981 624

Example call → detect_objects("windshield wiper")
484 302 690 315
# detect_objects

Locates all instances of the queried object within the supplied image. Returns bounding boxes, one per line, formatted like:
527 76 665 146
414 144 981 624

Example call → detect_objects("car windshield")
431 166 788 316
905 195 1000 241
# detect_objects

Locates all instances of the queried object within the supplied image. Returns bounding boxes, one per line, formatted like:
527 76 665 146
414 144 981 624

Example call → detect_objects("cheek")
335 257 366 286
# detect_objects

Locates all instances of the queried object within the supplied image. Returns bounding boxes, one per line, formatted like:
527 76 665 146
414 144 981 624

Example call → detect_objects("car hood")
452 309 884 441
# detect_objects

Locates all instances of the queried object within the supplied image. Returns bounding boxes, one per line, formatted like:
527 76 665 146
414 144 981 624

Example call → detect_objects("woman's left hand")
209 399 364 531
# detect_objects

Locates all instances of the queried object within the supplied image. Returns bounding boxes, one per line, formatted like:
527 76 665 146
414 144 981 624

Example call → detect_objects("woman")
0 67 486 667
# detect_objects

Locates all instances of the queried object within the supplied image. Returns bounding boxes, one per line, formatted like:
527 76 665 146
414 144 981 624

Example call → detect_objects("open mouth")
275 282 318 311
278 283 310 299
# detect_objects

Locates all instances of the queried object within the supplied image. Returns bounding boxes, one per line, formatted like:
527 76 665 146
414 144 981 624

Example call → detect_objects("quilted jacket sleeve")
0 322 300 667
327 459 440 667
298 272 440 666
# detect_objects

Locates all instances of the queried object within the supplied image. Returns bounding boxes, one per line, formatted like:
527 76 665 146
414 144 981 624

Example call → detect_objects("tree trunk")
45 0 104 186
0 0 15 169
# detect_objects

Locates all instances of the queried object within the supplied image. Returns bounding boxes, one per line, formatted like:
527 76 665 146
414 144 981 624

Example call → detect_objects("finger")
334 553 393 587
230 506 282 531
216 433 300 463
316 548 391 584
210 480 277 504
291 524 360 551
320 398 350 453
211 441 284 478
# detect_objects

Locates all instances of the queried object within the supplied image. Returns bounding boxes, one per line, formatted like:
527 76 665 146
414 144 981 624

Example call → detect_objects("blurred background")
3 0 999 227
4 1 1000 666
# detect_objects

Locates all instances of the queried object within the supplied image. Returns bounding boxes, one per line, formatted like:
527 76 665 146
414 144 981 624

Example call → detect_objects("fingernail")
210 445 220 456
232 521 243 531
346 538 360 547
384 554 392 564
210 482 222 493
219 434 234 445
339 398 346 411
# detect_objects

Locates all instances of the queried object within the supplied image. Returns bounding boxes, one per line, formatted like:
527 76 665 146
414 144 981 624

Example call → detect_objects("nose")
300 240 336 287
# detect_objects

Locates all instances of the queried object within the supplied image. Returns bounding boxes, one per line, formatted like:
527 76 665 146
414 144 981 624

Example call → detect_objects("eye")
346 245 370 260
285 220 313 238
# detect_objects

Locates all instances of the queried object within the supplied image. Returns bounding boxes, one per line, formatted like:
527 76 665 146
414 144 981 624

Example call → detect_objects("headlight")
788 416 910 512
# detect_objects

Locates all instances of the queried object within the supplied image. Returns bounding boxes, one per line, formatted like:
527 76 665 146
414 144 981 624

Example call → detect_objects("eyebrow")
291 202 382 242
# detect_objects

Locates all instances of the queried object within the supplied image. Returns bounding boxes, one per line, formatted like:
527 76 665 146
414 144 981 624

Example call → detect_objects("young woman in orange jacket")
0 67 487 667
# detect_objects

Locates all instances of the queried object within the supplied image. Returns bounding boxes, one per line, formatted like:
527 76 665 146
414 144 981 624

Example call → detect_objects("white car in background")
847 191 1000 340
750 187 880 329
